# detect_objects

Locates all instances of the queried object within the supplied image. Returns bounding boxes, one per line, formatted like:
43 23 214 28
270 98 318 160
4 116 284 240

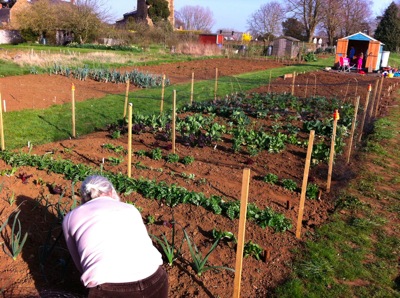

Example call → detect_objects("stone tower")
137 0 174 27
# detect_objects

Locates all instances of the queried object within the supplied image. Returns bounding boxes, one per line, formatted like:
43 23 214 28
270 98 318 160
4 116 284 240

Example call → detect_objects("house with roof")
335 31 384 72
0 0 75 45
272 36 300 59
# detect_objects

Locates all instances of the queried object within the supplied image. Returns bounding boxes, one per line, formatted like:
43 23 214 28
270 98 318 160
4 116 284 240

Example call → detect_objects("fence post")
233 168 251 298
71 83 76 138
160 74 165 113
327 110 339 193
346 96 360 164
0 93 5 150
172 90 176 154
296 130 315 239
127 103 133 178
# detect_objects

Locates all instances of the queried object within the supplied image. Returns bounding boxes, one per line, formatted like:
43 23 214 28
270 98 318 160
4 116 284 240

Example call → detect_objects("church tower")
136 0 174 27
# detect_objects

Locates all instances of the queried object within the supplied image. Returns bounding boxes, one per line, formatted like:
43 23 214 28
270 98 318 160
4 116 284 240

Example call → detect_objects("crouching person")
62 175 168 298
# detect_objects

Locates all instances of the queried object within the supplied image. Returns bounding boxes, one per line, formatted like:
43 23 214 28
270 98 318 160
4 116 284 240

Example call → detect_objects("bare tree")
247 1 285 40
175 5 215 32
339 0 373 36
286 0 324 43
320 0 345 46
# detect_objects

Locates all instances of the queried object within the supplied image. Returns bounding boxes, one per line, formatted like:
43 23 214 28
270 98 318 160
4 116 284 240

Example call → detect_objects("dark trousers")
88 266 168 298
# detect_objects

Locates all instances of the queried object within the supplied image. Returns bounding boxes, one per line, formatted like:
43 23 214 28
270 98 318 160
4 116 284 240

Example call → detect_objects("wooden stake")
304 78 309 98
357 89 371 142
291 72 296 96
368 83 375 121
214 68 218 101
172 90 176 154
127 103 133 178
71 83 76 138
296 130 315 239
190 72 194 105
327 112 339 193
0 93 5 151
123 80 130 119
374 77 384 118
346 96 360 164
233 168 251 298
268 70 272 94
160 74 165 113
369 79 379 119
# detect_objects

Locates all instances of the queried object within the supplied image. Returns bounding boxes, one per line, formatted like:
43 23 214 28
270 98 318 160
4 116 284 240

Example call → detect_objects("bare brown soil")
0 57 398 298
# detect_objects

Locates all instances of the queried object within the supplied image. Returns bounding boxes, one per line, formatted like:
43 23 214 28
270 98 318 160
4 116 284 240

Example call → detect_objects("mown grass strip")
273 97 400 297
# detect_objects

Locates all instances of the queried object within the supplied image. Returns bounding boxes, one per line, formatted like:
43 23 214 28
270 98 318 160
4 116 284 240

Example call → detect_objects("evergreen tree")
146 0 170 24
374 2 400 51
282 17 307 41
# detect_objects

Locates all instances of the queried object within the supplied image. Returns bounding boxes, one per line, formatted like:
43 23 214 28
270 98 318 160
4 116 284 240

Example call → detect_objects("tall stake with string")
71 83 76 138
327 110 340 193
296 130 315 239
0 93 5 150
127 103 133 178
233 168 251 298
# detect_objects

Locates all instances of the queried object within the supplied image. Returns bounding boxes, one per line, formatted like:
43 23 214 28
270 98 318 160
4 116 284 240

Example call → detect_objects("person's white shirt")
63 196 162 287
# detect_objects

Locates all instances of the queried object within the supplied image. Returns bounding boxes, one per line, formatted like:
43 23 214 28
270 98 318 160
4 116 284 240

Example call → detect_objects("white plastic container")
381 51 390 68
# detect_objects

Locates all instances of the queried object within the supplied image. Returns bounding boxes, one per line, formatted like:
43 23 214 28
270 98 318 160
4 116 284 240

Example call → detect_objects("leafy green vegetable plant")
243 240 264 260
281 179 298 191
212 228 237 243
166 153 180 163
263 173 279 184
306 183 320 199
107 156 124 166
181 155 195 165
150 148 163 160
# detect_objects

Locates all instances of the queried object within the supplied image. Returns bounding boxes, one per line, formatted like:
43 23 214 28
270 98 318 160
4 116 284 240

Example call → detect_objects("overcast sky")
108 0 393 33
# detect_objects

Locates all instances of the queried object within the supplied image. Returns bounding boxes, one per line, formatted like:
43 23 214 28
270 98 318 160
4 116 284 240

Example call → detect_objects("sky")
108 0 394 33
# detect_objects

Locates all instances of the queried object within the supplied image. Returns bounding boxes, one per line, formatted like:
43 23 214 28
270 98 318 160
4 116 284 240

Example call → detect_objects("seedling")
212 228 237 243
135 150 147 157
150 148 163 160
111 130 121 139
17 172 33 184
166 153 180 163
263 173 279 184
243 240 264 261
107 156 124 166
181 173 195 181
306 183 320 199
150 220 183 266
146 215 156 225
181 155 195 165
183 229 234 276
281 178 298 191
134 161 148 170
7 192 15 206
3 211 28 260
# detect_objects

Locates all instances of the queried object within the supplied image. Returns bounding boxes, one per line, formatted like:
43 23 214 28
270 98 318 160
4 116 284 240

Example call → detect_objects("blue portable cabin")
335 32 384 72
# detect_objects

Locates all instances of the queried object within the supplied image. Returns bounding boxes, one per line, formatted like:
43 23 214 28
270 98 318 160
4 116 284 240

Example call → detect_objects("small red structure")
199 34 224 46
